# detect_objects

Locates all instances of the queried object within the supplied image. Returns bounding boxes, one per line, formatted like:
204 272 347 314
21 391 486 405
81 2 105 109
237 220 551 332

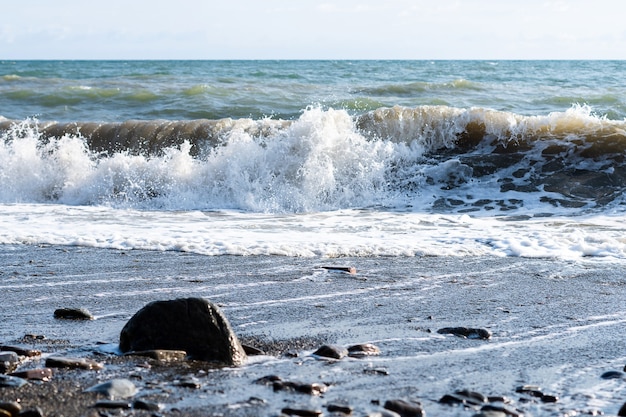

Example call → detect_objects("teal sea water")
2 60 626 121
1 60 626 258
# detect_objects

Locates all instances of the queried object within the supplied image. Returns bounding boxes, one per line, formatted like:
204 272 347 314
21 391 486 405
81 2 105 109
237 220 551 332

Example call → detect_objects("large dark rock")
119 298 247 366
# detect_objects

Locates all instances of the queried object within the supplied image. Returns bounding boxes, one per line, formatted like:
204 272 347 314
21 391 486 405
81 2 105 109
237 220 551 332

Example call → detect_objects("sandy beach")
1 244 625 416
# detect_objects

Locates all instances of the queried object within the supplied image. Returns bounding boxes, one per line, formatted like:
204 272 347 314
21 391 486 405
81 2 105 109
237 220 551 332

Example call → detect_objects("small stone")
93 400 131 409
437 327 492 339
600 370 624 379
84 378 137 399
281 407 323 416
0 375 27 388
347 343 381 358
0 351 19 374
0 401 21 416
515 385 543 397
255 374 282 384
481 404 524 417
327 403 353 414
177 377 201 389
0 346 41 357
383 399 425 417
132 400 162 411
9 368 53 381
242 344 265 356
53 307 94 320
313 344 348 359
364 367 389 376
541 394 559 403
45 356 104 370
321 266 356 274
273 380 328 395
125 349 187 362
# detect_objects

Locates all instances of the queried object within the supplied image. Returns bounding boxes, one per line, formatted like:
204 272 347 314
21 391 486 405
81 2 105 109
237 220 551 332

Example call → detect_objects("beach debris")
45 356 104 370
0 375 28 388
321 266 357 274
85 378 137 399
119 297 247 366
348 343 381 358
9 368 53 381
384 399 425 417
53 307 94 320
312 344 348 360
437 327 492 340
124 349 187 362
0 351 19 374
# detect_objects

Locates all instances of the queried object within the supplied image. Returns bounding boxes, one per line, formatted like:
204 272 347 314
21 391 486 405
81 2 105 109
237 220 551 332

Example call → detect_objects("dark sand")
1 245 626 416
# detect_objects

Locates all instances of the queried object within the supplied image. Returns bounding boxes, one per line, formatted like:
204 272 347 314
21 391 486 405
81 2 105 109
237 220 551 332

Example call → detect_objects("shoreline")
1 245 626 416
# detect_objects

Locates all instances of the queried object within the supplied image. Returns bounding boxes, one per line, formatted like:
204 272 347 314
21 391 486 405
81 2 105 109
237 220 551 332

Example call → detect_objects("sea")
1 60 626 260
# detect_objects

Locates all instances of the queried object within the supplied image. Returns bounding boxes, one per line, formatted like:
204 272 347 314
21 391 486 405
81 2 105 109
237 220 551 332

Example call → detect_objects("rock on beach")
119 297 247 366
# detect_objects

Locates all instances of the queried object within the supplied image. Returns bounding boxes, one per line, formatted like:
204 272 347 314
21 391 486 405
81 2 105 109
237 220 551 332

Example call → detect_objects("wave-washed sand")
1 245 626 416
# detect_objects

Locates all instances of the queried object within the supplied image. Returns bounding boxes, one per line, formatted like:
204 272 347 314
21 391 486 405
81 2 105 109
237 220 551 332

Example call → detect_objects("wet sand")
1 244 626 416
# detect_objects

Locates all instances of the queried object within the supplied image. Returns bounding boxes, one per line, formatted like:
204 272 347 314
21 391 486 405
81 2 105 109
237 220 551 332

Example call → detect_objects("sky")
1 0 625 60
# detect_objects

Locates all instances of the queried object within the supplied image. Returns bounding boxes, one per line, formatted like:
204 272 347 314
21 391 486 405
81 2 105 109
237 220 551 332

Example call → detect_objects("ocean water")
2 60 626 259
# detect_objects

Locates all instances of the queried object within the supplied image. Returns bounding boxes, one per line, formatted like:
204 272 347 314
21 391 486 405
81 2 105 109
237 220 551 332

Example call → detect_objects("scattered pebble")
437 327 492 340
383 399 425 417
53 307 94 320
282 407 323 416
600 370 624 379
9 368 53 381
347 343 381 358
45 356 104 370
313 344 348 359
84 378 137 399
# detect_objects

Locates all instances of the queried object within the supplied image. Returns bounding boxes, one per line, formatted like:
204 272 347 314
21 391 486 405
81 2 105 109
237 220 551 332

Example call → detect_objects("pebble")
600 370 624 379
437 327 492 340
53 307 94 320
481 404 524 417
347 343 381 358
9 368 53 381
45 356 104 370
273 380 328 396
0 375 27 388
313 344 348 359
327 403 353 414
84 378 137 399
321 266 357 274
0 352 19 374
93 400 131 409
132 399 162 411
0 345 41 357
281 407 323 416
383 399 425 417
515 384 544 397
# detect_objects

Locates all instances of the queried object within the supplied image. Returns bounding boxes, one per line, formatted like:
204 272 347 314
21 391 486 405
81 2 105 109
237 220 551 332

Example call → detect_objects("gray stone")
85 378 137 399
119 297 247 366
53 307 94 320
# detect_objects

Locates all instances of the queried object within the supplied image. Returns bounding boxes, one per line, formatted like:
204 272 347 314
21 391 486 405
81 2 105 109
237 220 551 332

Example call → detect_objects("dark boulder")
119 297 246 366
